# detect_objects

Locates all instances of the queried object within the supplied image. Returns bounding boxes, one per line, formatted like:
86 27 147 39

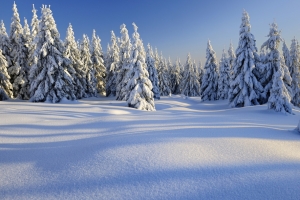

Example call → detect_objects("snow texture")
228 11 263 107
146 44 160 99
201 40 218 101
261 22 293 114
1 96 300 200
29 5 76 103
125 23 155 111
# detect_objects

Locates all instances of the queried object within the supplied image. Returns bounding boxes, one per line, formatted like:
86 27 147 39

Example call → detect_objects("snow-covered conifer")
116 24 132 100
158 53 171 96
227 42 236 77
91 30 106 95
261 22 292 113
228 11 263 107
146 44 160 99
29 5 75 103
80 34 97 97
201 40 218 101
125 23 155 111
105 31 119 96
28 4 39 68
289 38 300 107
0 49 13 100
282 41 291 72
64 23 87 99
172 59 182 94
198 61 204 87
217 50 230 100
181 54 201 96
0 21 12 68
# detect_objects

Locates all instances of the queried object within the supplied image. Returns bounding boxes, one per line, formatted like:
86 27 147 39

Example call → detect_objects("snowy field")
1 95 300 200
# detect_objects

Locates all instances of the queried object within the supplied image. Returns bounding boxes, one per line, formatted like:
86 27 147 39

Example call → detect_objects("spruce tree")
261 22 292 113
201 40 218 101
116 24 132 100
29 5 75 103
282 41 291 73
91 30 106 95
125 23 155 111
146 44 160 99
0 20 12 69
289 38 300 107
217 50 230 100
105 31 119 97
228 11 263 107
0 49 13 100
64 23 87 99
158 53 171 96
198 61 204 87
80 34 97 97
181 54 201 96
227 42 236 78
28 5 39 68
172 59 182 94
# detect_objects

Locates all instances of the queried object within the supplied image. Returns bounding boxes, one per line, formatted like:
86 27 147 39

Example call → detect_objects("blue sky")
0 0 300 64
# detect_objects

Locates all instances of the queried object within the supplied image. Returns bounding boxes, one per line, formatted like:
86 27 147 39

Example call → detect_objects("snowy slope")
1 95 300 200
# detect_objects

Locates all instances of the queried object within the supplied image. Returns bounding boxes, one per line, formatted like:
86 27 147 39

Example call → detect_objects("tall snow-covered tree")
29 5 76 103
116 24 132 100
201 40 218 101
261 22 292 113
0 49 13 100
28 4 39 68
91 30 106 95
217 50 230 100
227 42 236 78
64 23 87 99
228 11 263 107
172 59 182 94
146 44 160 99
288 38 300 107
158 53 171 96
0 21 12 69
125 23 155 111
180 54 201 96
105 31 119 97
198 61 204 87
167 57 175 93
80 34 97 97
282 41 291 73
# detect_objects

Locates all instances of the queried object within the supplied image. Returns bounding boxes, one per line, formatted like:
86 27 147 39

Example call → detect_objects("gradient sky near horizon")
0 0 300 64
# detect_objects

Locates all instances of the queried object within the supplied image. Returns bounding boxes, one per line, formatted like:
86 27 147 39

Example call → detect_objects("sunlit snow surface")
1 95 300 200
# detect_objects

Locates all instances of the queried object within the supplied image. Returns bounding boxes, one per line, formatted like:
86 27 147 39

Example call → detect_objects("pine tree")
217 50 231 100
261 22 292 113
0 49 13 100
0 21 12 69
198 61 204 87
28 4 39 68
172 59 182 94
227 42 236 78
228 11 263 107
80 34 97 97
29 5 75 103
289 38 300 107
125 23 155 111
146 44 160 99
167 57 175 93
201 40 218 101
158 53 171 96
116 24 132 100
91 30 106 95
282 41 291 73
105 31 119 97
64 23 87 99
181 54 201 96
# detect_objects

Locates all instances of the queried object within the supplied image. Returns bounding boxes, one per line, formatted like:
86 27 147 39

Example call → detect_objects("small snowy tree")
261 22 292 113
80 34 97 97
116 24 132 100
125 23 155 111
198 61 204 87
181 54 201 96
172 59 182 94
201 40 218 101
0 49 13 100
91 30 106 95
158 53 171 96
106 31 119 97
146 44 160 99
288 38 300 107
29 5 75 103
228 11 263 107
217 50 230 100
282 41 291 73
227 42 236 78
0 21 12 69
64 23 87 99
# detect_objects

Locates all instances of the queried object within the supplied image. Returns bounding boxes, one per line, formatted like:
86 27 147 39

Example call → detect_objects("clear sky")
0 0 300 64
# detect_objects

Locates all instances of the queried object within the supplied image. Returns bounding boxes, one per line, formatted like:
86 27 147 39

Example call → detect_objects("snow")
1 95 300 199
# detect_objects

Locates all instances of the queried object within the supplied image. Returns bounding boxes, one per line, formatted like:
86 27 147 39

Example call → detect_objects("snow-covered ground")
1 95 300 200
